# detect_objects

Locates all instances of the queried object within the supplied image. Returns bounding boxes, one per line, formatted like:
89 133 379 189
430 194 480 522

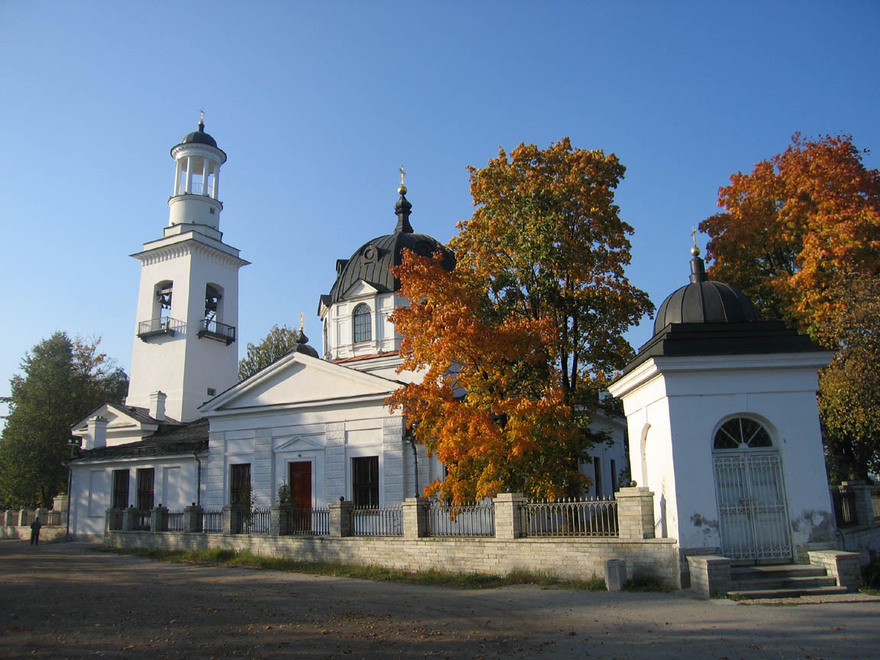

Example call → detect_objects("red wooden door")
289 462 312 532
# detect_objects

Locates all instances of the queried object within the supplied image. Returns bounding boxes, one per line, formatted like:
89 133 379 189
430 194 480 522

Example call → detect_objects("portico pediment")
200 351 402 415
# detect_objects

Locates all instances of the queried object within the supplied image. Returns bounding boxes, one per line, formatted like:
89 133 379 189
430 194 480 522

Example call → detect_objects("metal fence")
351 506 403 536
235 508 271 535
107 509 124 531
166 512 184 532
427 501 495 537
133 511 151 531
521 497 618 537
282 508 330 536
202 510 223 533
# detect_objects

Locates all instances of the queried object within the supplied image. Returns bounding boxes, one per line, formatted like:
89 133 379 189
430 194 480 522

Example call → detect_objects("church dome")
181 119 218 148
327 187 455 304
653 248 758 334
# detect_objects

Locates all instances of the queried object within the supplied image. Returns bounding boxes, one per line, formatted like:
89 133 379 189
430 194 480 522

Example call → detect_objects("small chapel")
67 121 840 583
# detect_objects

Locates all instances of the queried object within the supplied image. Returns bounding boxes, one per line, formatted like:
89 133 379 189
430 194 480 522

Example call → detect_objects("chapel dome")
327 187 455 304
653 248 758 334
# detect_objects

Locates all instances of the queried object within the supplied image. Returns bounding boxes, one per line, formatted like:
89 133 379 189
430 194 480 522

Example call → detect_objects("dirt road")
1 540 878 658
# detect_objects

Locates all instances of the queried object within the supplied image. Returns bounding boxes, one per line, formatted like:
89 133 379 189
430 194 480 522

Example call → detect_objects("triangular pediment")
275 435 324 452
340 280 379 301
71 402 162 446
201 351 402 415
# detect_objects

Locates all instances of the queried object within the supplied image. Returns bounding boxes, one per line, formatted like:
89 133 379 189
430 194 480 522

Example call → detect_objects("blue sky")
1 1 878 419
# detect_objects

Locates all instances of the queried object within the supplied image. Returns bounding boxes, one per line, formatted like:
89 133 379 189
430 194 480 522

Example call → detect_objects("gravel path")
1 540 879 658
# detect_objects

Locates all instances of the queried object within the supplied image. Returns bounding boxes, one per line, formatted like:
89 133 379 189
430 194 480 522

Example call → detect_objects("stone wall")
106 530 681 586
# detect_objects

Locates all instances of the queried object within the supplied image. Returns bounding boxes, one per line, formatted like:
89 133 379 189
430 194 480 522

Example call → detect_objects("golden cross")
300 313 305 332
399 166 406 188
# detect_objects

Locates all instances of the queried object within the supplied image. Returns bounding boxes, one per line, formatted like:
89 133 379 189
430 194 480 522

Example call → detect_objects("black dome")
327 191 455 304
178 119 219 149
182 130 218 148
294 328 319 358
653 254 758 334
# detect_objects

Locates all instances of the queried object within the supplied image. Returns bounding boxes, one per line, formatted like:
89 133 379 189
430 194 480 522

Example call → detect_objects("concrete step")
730 575 838 591
727 563 846 600
727 585 849 600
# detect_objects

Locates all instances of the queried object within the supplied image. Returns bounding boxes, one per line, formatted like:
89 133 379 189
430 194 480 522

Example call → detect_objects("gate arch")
712 416 792 563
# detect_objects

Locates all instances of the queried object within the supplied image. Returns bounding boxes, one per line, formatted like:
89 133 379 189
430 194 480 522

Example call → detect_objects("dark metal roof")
171 120 227 164
72 419 209 461
622 321 820 374
182 119 217 147
326 191 455 304
653 254 758 334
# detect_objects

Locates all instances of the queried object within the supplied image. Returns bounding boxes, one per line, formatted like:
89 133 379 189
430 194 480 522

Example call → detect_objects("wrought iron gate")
713 451 792 562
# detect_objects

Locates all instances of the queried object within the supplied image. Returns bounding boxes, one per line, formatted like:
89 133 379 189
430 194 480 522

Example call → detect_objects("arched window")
353 304 372 343
713 417 773 450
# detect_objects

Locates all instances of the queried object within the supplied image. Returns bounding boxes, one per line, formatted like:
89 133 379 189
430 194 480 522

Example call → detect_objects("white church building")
67 121 628 538
68 121 837 574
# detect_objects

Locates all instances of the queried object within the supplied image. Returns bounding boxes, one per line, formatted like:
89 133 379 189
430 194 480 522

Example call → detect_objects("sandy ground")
1 540 879 659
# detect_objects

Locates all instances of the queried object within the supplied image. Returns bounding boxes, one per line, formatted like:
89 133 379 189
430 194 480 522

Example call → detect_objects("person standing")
30 517 42 545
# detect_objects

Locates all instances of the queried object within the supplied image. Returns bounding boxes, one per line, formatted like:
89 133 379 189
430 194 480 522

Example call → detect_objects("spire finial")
689 227 708 283
299 313 305 333
398 166 407 195
691 226 700 256
198 108 205 132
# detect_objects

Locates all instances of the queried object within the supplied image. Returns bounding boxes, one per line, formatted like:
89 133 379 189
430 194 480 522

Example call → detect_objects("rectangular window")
230 463 251 507
593 457 603 498
112 469 130 509
352 456 379 508
136 468 154 512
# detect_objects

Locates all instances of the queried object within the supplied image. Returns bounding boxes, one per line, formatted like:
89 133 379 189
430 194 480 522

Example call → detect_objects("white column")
201 157 209 196
212 166 220 199
185 156 193 194
173 159 182 196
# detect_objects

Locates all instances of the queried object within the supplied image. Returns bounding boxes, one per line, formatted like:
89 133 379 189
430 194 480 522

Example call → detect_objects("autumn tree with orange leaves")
700 134 880 340
700 134 880 481
389 139 652 502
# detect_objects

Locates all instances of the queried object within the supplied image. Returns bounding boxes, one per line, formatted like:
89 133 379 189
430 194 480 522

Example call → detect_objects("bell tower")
126 116 249 422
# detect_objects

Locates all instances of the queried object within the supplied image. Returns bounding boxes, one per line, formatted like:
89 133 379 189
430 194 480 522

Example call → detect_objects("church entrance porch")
712 417 792 564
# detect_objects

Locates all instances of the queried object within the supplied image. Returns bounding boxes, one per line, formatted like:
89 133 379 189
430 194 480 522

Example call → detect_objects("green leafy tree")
389 138 652 502
817 276 880 482
0 333 128 507
238 324 300 380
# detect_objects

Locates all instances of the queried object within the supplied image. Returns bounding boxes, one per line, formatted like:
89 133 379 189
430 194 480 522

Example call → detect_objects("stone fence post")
271 503 292 536
151 505 169 532
616 486 655 540
839 481 875 527
17 509 29 526
330 499 354 537
222 506 236 534
494 493 526 539
402 497 430 539
122 506 138 531
183 504 203 533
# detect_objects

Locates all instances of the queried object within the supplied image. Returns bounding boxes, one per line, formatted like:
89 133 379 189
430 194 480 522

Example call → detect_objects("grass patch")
97 546 606 590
